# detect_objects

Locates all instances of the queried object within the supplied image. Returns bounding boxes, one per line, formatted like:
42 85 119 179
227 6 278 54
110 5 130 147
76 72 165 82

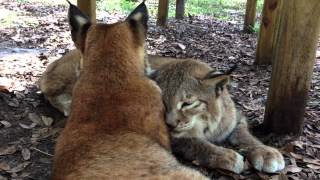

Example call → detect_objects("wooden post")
243 0 257 32
176 0 185 19
255 0 283 65
263 0 320 135
157 0 169 27
77 0 96 22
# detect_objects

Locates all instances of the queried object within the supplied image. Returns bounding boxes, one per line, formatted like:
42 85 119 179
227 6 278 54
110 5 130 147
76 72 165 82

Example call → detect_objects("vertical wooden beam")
176 0 185 19
157 0 169 27
77 0 96 23
243 0 257 32
255 0 283 65
263 0 320 135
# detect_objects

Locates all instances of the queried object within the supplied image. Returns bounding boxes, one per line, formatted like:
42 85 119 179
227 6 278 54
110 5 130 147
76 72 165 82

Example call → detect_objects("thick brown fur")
151 59 285 174
51 3 207 179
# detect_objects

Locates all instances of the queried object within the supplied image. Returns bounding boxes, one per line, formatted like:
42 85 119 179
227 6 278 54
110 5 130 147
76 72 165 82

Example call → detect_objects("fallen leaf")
19 122 37 129
306 164 320 170
0 162 10 171
7 98 19 107
291 141 304 149
176 43 186 50
21 148 31 161
0 121 12 128
285 165 302 173
28 113 42 125
303 158 320 166
287 175 300 180
41 116 54 126
289 152 303 160
0 146 17 156
7 162 30 173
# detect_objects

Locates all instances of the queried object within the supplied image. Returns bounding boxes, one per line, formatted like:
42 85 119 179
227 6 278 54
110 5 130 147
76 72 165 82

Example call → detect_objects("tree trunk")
255 0 282 65
77 0 96 23
157 0 169 27
243 0 257 32
263 0 320 135
176 0 185 19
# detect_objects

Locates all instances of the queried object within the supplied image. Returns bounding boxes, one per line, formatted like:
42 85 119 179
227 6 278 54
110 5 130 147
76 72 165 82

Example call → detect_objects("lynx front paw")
247 145 285 173
212 149 244 174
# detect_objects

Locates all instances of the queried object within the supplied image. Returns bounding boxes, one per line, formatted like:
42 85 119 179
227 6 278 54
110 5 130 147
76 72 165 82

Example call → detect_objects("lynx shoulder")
39 49 81 116
151 59 285 174
51 2 207 179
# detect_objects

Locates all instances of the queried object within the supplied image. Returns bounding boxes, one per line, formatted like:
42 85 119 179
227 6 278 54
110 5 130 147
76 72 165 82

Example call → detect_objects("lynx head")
151 60 235 136
67 1 148 72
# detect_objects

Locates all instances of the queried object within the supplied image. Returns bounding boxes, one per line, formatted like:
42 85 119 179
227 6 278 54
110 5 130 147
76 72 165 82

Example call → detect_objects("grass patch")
0 8 39 28
97 0 264 21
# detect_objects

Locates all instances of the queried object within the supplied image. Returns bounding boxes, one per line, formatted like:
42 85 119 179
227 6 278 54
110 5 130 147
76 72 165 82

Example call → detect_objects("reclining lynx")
151 60 285 174
40 50 178 116
52 2 207 179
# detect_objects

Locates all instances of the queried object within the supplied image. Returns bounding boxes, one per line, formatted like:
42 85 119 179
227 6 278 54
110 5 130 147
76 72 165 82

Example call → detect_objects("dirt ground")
0 1 320 179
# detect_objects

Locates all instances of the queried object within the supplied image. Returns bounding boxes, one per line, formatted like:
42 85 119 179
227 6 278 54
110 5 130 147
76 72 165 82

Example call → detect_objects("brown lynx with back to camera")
150 59 285 174
51 2 207 179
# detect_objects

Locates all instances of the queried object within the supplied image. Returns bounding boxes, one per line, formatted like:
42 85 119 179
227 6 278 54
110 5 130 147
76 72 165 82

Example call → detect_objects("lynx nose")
166 112 178 129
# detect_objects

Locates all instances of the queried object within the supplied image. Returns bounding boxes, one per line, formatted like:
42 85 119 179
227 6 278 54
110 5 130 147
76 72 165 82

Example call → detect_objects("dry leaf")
285 165 302 173
41 116 54 127
19 122 37 129
291 141 304 149
0 162 10 171
21 148 31 161
303 158 320 166
289 152 303 160
28 113 42 125
0 146 17 156
0 121 12 128
176 43 186 50
7 162 30 173
306 164 320 170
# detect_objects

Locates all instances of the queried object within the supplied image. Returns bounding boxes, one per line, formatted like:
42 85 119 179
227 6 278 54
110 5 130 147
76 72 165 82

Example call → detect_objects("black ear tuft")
127 1 149 31
225 64 237 75
67 1 91 51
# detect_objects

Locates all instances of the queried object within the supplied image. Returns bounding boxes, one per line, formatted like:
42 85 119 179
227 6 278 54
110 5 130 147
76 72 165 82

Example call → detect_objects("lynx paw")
248 145 285 173
213 149 244 174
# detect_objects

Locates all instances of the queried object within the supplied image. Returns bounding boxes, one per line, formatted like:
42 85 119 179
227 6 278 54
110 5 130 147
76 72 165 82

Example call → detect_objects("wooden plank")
243 0 257 32
255 0 283 65
77 0 96 22
176 0 185 19
157 0 169 26
263 0 320 135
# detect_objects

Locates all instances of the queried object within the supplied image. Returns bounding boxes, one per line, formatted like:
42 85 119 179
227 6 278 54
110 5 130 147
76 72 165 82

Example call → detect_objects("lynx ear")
126 1 149 34
67 1 91 52
202 72 230 97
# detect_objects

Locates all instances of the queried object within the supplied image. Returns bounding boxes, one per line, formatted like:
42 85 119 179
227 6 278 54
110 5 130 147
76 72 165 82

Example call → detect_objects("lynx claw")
248 145 285 173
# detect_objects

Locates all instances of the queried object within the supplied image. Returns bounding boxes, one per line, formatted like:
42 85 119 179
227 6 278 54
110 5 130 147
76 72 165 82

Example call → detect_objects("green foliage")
97 0 264 23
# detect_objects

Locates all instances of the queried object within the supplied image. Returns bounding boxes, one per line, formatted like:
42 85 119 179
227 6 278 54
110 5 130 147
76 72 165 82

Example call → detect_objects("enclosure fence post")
263 0 320 135
77 0 96 23
244 0 257 32
255 0 283 65
157 0 169 27
176 0 185 19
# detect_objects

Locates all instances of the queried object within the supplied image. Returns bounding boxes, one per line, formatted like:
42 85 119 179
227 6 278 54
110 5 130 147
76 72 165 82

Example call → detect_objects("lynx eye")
178 100 202 110
181 102 192 108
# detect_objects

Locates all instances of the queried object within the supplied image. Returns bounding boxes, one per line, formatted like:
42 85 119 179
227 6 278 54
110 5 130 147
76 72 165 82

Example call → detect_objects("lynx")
39 51 180 116
150 59 285 174
40 49 81 116
51 2 207 179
